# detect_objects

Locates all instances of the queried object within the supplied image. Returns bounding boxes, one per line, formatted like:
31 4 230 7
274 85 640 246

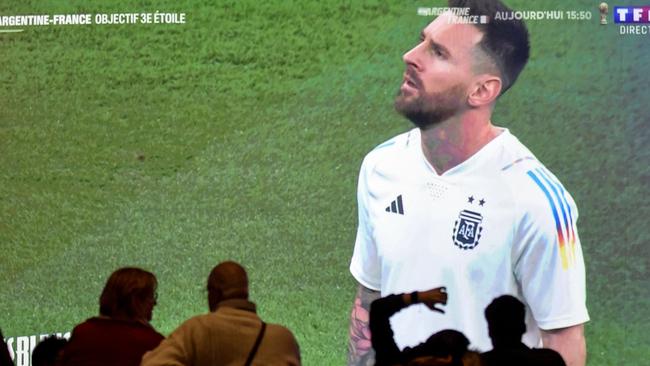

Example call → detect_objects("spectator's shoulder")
266 322 298 338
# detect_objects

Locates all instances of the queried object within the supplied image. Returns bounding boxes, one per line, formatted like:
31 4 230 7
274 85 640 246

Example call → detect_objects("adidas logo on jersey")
385 195 404 215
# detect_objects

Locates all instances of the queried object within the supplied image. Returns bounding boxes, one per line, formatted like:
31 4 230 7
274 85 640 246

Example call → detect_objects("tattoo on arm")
347 285 381 366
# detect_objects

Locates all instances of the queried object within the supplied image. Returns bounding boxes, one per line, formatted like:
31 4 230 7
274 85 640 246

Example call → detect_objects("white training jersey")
350 128 589 351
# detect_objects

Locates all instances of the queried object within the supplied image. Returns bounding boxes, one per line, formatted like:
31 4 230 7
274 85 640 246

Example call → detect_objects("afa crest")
452 210 483 250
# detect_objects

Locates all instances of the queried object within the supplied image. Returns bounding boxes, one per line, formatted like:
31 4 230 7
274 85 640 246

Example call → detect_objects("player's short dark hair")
448 0 530 96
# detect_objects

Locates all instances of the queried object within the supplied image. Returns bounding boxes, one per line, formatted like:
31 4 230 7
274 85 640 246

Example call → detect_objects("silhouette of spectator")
32 335 68 366
141 260 301 366
60 267 164 366
481 295 566 366
0 328 13 366
370 287 471 366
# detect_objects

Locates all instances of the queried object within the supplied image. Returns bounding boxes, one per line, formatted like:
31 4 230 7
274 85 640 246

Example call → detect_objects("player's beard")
394 74 467 129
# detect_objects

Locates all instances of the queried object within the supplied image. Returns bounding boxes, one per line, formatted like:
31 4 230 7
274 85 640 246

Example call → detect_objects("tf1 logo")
614 6 650 23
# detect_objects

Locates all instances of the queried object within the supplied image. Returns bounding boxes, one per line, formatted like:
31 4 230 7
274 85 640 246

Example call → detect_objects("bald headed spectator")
141 261 301 366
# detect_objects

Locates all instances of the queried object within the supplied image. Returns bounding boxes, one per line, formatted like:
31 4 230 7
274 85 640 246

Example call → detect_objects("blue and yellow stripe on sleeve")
527 168 577 270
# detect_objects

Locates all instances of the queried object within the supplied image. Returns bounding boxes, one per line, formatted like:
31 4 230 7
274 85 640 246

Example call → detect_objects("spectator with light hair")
60 267 163 366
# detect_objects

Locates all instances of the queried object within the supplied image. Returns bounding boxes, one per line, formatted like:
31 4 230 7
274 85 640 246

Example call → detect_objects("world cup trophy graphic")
599 2 609 25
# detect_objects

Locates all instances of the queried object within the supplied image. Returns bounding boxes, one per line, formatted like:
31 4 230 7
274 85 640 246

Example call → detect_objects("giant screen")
1 1 648 365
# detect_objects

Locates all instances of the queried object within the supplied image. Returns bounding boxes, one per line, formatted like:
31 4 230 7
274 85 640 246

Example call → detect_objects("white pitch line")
0 29 24 33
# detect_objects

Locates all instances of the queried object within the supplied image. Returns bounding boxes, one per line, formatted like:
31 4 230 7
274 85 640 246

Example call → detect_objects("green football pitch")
1 0 648 365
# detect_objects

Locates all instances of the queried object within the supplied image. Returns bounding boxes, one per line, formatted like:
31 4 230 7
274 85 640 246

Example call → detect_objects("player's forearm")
347 285 380 366
347 326 374 366
541 324 586 366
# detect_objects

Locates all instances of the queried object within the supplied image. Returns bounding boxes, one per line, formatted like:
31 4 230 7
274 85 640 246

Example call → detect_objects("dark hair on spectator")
427 329 470 361
404 329 470 366
484 295 526 338
99 267 157 320
32 335 68 366
448 0 530 96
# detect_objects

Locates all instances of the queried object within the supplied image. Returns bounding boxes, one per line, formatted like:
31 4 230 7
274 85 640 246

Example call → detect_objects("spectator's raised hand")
419 287 447 313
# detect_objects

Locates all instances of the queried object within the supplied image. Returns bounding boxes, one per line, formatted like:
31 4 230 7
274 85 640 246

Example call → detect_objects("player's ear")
467 75 501 107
